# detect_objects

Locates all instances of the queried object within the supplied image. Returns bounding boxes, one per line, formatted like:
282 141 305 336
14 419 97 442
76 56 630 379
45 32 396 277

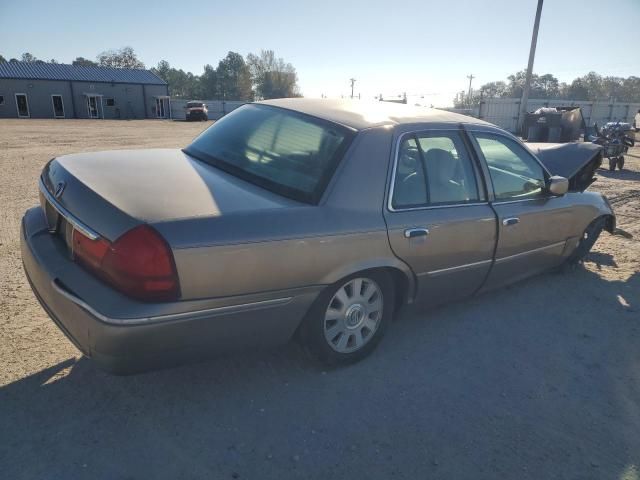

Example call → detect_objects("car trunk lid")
44 148 299 240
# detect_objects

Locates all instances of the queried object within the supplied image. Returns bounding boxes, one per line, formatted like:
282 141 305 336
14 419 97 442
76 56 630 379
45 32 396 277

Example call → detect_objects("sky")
1 0 639 106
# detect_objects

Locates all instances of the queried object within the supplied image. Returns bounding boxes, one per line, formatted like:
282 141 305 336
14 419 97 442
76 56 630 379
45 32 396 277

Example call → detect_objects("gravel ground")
1 119 639 480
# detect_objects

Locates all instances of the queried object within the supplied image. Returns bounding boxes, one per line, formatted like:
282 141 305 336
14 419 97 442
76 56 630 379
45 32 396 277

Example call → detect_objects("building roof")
0 61 167 85
258 98 491 130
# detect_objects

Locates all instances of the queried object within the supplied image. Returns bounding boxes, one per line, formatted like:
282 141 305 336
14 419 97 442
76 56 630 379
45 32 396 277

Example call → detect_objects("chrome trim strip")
51 280 293 326
386 128 490 213
492 196 554 206
494 241 566 264
390 201 488 213
39 177 100 240
422 258 493 277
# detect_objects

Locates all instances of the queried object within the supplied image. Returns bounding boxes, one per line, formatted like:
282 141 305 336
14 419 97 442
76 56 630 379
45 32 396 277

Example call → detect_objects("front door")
156 97 167 118
51 95 64 118
87 96 99 118
384 129 497 306
15 94 29 118
469 131 575 290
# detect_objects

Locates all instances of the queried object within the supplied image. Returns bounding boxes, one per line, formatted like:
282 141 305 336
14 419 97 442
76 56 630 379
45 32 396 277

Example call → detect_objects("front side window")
185 105 352 203
392 131 480 209
473 133 546 201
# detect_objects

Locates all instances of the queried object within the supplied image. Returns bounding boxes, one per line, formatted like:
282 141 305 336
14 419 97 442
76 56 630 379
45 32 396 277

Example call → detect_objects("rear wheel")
566 217 606 265
609 158 616 171
300 271 394 366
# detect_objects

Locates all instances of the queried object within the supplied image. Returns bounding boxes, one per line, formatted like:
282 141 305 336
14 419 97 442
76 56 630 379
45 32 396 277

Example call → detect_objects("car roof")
257 98 493 131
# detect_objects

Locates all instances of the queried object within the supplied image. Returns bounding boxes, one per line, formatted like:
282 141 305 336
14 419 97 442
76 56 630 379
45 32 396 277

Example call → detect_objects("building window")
0 95 4 105
105 98 115 107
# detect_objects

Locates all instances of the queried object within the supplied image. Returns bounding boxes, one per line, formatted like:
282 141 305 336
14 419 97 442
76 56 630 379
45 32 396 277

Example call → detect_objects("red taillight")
73 232 110 271
73 225 180 302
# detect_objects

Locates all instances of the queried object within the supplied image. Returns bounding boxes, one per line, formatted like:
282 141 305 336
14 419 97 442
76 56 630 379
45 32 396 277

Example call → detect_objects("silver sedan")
22 99 615 374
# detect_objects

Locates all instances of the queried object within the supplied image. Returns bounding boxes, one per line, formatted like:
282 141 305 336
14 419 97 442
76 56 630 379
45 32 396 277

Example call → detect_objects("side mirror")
547 175 569 196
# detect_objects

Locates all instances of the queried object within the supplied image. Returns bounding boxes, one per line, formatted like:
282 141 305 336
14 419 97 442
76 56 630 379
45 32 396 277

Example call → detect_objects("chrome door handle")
404 227 429 238
502 217 520 226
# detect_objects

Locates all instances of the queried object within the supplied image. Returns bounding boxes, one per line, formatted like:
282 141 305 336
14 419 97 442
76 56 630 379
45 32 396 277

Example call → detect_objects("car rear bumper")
21 207 319 374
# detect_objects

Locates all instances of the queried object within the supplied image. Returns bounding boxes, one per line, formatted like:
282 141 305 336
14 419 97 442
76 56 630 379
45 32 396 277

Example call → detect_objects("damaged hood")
527 142 603 192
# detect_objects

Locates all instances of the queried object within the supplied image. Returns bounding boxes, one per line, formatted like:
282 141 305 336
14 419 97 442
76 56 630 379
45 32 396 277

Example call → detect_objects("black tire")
617 156 625 170
299 270 395 366
608 158 616 171
566 217 606 265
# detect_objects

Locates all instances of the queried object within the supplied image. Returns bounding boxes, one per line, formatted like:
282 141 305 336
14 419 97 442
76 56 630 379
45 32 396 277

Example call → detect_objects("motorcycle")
588 122 635 171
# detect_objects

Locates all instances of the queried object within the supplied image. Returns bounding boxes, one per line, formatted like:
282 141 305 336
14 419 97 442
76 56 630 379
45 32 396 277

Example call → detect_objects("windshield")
184 104 353 204
186 102 204 108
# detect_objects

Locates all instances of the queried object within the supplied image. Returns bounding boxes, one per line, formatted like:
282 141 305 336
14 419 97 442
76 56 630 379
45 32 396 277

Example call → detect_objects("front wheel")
609 158 616 171
617 156 625 170
300 271 395 366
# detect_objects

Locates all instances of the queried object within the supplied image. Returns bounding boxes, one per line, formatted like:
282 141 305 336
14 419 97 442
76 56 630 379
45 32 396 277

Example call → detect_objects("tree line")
0 47 300 101
151 50 299 101
454 70 640 107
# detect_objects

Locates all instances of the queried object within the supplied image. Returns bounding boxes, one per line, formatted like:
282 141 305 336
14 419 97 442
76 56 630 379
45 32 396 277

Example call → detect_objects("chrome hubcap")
324 277 383 353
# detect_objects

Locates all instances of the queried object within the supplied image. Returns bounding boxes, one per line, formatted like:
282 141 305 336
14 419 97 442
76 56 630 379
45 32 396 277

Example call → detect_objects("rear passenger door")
469 131 575 290
383 129 497 306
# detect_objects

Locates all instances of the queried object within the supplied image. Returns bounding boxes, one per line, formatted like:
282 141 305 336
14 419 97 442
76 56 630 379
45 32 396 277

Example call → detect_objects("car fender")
581 191 616 232
318 256 416 303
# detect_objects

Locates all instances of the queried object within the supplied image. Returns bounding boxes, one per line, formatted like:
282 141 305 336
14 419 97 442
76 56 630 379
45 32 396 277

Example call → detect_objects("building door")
87 96 100 119
155 97 167 118
51 95 65 118
15 94 29 118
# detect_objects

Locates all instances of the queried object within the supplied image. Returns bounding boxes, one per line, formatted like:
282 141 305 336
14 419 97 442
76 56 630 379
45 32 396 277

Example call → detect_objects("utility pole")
350 78 356 99
466 74 475 107
518 0 544 133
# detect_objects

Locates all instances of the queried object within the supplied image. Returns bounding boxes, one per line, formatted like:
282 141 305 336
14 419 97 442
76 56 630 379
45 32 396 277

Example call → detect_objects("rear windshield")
184 104 353 203
186 102 204 108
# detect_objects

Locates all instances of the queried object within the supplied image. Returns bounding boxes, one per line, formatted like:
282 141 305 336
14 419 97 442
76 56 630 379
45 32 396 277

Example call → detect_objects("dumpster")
523 106 585 143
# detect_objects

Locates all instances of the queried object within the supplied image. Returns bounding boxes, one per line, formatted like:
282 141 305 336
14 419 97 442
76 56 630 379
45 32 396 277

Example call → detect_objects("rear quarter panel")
155 127 413 300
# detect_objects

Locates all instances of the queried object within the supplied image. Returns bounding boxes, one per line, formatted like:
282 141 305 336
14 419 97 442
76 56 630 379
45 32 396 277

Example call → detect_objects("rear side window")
392 131 480 209
473 133 546 201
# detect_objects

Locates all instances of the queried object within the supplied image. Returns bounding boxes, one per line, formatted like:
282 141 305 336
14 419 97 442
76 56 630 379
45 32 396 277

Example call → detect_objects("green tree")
566 79 589 100
72 57 98 67
246 50 300 99
152 60 171 81
0 54 6 63
21 52 38 62
216 52 253 101
151 60 202 99
620 77 640 102
97 46 145 69
199 64 218 99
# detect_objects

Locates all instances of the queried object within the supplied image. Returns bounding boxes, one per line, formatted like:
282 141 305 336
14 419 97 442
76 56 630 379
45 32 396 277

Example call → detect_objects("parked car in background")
185 101 208 121
22 99 615 374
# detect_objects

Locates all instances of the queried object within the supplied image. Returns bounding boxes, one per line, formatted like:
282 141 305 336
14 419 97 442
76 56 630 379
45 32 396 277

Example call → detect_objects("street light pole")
518 0 544 133
350 78 356 99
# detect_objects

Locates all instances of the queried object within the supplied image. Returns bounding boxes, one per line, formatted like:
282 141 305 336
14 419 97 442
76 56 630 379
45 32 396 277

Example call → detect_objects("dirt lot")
1 119 639 479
